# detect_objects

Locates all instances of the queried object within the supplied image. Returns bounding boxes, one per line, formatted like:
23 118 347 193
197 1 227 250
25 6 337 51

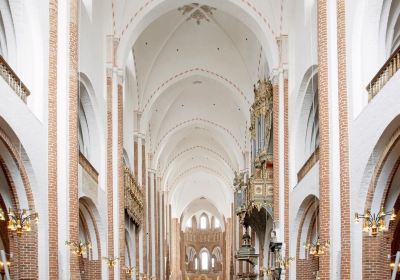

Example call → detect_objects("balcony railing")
297 146 319 182
124 165 144 226
0 55 30 103
367 45 400 101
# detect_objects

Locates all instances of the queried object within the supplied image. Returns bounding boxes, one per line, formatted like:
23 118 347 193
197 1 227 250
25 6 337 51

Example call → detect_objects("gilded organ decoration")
233 79 275 222
233 79 274 279
124 165 144 226
249 79 273 167
248 79 274 215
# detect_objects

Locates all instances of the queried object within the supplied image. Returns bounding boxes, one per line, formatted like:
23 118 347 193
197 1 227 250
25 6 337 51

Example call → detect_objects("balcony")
0 55 30 103
367 45 400 101
124 165 144 226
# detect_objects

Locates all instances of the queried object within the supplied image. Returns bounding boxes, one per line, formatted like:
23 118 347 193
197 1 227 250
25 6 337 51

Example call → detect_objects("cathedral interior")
0 0 399 279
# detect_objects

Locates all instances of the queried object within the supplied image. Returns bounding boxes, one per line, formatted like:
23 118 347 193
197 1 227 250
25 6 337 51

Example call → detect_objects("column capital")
134 132 146 140
106 67 113 78
270 69 280 85
148 168 157 174
117 68 125 85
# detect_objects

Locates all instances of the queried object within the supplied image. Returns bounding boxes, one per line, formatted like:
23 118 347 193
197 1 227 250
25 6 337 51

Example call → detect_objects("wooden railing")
124 165 144 226
0 55 30 103
297 146 319 182
367 45 400 101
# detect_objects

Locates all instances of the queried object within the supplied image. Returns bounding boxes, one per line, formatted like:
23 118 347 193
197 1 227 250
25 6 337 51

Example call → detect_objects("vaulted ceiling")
122 1 273 220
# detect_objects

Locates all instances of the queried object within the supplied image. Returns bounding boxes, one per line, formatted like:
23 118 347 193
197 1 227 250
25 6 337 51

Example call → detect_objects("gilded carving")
124 165 144 225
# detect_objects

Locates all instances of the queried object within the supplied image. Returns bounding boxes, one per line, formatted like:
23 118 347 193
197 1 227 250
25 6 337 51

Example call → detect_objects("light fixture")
103 257 118 267
276 255 294 270
304 196 329 257
260 266 273 277
305 238 330 257
0 208 39 236
65 240 91 256
355 207 396 237
390 262 400 269
313 271 321 280
0 259 10 270
124 265 136 276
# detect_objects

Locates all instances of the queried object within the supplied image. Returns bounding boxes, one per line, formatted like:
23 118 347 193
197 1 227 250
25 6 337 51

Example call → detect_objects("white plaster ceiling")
126 2 272 219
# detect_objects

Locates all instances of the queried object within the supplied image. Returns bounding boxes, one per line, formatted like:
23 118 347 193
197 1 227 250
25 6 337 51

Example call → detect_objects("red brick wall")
336 1 351 279
284 77 290 279
0 142 38 279
48 0 59 277
118 79 126 279
272 78 279 222
106 69 114 279
68 0 80 277
363 195 400 279
143 144 148 273
296 198 320 280
317 0 331 278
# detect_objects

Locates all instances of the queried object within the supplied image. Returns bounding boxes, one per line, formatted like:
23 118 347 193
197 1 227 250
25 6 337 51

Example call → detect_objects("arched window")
214 218 220 228
201 251 209 270
200 216 207 229
194 257 198 270
186 218 192 228
305 74 319 152
211 257 215 268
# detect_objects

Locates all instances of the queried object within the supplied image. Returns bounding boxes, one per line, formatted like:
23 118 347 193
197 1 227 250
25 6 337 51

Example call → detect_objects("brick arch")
389 196 400 279
296 196 319 280
362 127 400 280
0 128 38 279
78 198 102 279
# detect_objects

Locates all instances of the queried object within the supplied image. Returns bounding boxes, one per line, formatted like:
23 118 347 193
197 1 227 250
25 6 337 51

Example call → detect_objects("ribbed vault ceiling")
127 2 270 220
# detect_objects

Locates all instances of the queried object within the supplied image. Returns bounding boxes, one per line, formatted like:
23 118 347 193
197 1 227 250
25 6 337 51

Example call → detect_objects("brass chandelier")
103 256 118 267
124 265 136 276
355 207 396 237
0 208 38 236
304 195 330 257
260 266 273 278
305 238 330 257
65 240 91 256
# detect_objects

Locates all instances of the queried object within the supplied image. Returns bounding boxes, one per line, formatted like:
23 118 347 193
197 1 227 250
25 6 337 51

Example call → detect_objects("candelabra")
0 208 38 236
103 257 118 267
355 207 396 237
124 265 136 276
304 238 330 257
65 240 91 256
260 266 273 279
277 256 294 270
